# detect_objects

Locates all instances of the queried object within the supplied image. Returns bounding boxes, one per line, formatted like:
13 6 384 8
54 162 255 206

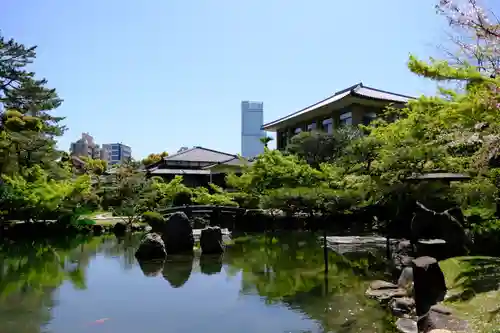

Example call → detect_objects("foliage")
285 127 362 168
141 151 168 166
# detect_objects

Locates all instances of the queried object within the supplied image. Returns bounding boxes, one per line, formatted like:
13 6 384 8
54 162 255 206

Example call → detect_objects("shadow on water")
200 254 223 275
162 254 194 288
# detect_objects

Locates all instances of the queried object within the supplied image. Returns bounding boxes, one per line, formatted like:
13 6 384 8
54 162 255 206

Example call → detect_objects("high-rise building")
241 101 264 158
102 143 132 165
70 133 108 161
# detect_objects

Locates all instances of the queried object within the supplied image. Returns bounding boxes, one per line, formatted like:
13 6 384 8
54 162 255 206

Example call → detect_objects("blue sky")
3 0 449 158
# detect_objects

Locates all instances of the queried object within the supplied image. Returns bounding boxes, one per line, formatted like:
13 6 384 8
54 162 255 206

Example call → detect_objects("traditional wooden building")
262 82 414 150
145 147 251 187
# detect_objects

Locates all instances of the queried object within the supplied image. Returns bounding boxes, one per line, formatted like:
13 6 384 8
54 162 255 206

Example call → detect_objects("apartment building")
70 133 108 161
262 83 414 150
103 143 132 165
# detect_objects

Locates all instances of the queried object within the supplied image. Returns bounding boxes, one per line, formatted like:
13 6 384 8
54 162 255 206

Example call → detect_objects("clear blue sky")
3 0 448 158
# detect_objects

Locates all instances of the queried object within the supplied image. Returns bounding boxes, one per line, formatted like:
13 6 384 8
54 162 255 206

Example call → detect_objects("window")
307 122 317 131
322 118 333 134
340 111 352 126
362 111 377 126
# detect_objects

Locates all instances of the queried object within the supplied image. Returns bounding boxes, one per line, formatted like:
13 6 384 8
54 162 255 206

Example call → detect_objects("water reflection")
200 254 223 275
0 232 395 333
162 254 194 288
138 259 165 277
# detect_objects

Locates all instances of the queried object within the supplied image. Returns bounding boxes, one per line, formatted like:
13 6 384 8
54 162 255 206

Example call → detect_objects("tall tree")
0 34 64 176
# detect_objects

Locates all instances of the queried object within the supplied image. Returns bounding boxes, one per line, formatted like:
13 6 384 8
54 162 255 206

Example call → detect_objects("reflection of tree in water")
225 233 395 332
0 235 115 333
102 233 143 270
199 254 223 275
162 254 194 288
138 259 165 277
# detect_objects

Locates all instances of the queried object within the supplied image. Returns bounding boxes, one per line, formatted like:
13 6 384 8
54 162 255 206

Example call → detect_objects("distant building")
70 133 108 160
145 146 252 187
103 143 132 165
241 101 265 158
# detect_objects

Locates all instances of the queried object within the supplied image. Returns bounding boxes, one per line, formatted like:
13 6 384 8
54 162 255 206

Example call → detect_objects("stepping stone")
370 280 398 290
396 318 417 333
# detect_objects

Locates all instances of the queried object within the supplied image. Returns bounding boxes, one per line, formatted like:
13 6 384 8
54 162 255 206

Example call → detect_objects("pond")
0 233 396 333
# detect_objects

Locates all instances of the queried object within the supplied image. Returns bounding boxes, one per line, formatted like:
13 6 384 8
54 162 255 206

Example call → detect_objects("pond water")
0 233 395 333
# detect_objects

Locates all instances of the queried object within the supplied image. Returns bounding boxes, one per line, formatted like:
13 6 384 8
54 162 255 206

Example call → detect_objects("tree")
437 0 499 75
260 136 273 148
285 127 363 168
0 34 65 177
141 151 168 166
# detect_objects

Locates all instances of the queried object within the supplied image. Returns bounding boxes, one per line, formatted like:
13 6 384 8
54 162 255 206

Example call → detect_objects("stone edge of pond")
365 240 472 333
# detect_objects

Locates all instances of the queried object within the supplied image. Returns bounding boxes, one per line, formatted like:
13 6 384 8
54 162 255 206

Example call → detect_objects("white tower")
241 101 264 158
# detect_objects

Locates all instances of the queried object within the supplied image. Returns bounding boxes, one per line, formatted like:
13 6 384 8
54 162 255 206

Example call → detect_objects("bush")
142 211 165 231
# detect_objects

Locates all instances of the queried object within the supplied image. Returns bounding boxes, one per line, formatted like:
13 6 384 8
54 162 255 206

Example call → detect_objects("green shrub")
142 211 165 230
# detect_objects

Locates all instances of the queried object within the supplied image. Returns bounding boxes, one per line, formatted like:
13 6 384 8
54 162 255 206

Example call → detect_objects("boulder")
412 256 447 317
398 266 414 289
92 224 104 235
162 212 194 254
390 297 415 316
395 318 417 333
366 286 408 302
112 222 128 236
135 233 167 260
418 310 470 332
200 226 225 254
370 280 398 290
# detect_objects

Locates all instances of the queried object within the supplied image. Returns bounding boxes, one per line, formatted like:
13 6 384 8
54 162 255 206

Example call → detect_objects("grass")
440 256 500 333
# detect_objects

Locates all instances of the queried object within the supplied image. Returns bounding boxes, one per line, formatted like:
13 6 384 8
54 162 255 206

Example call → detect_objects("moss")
440 256 500 333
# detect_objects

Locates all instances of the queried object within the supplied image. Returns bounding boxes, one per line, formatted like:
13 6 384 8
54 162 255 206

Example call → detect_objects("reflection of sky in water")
47 255 321 333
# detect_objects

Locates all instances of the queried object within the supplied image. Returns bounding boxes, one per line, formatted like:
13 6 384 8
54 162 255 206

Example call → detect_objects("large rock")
162 212 194 254
418 310 470 332
412 256 447 317
135 233 167 260
200 226 224 254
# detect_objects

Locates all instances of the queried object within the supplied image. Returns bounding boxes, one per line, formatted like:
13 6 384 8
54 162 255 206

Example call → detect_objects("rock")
418 310 470 332
366 287 408 301
398 266 414 289
200 226 225 254
395 318 417 333
412 256 447 317
162 212 194 254
92 224 104 235
431 304 453 315
390 297 416 316
370 280 398 290
135 233 167 260
112 222 128 236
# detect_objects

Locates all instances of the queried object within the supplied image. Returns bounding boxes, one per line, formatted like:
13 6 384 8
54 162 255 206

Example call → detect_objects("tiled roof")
163 146 236 163
149 169 211 175
203 156 253 170
262 82 415 130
